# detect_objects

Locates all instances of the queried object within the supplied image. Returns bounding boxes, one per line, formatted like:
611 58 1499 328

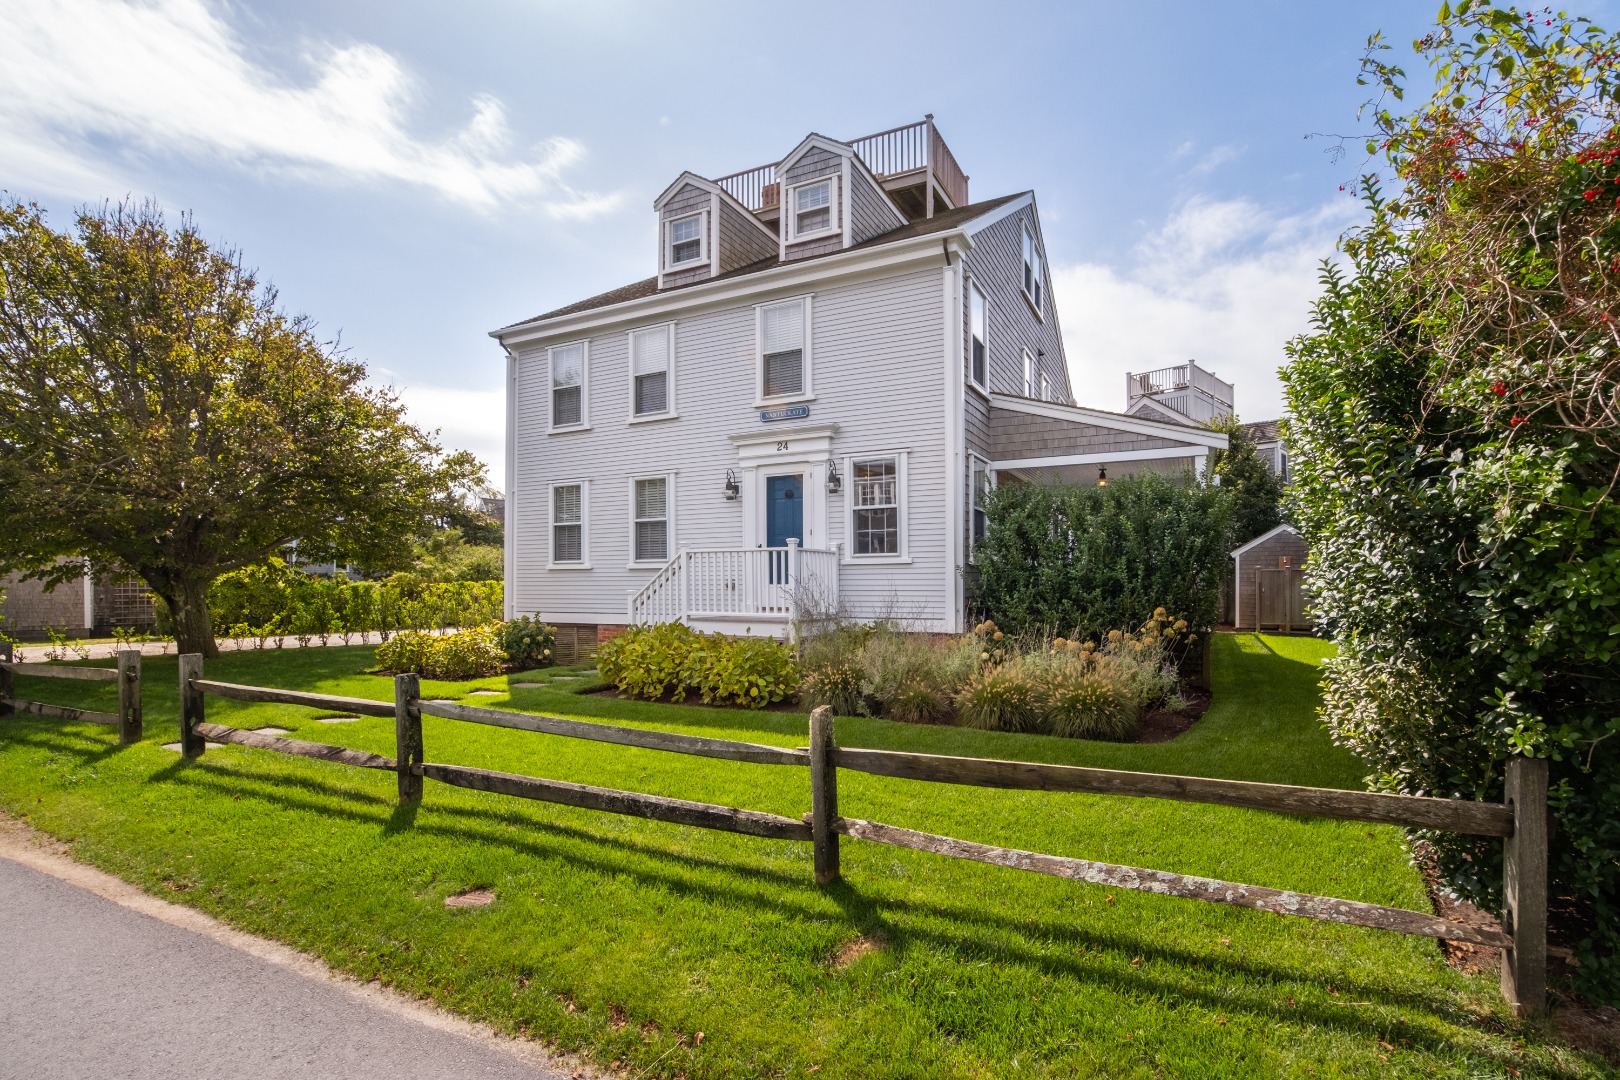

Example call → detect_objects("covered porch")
985 395 1228 488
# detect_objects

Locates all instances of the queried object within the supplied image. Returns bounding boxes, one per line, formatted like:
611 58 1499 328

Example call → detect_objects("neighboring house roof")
1230 523 1302 558
1126 397 1197 426
1243 419 1282 443
503 192 1025 329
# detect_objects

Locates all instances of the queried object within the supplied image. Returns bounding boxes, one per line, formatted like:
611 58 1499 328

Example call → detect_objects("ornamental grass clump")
954 662 1044 733
799 663 863 716
1039 662 1136 741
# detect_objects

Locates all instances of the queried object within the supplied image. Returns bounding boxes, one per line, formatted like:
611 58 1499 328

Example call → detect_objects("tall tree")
0 199 472 657
1207 417 1285 545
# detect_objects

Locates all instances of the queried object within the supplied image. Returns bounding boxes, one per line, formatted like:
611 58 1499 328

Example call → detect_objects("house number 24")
775 441 789 451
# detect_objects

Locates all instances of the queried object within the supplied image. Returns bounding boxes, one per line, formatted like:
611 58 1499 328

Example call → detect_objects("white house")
492 117 1228 641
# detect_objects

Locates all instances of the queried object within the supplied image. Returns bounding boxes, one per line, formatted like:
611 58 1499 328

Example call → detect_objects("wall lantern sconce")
1097 466 1108 488
826 461 842 495
723 469 740 501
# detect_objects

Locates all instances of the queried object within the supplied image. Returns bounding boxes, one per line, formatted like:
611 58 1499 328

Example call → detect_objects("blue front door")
765 474 803 583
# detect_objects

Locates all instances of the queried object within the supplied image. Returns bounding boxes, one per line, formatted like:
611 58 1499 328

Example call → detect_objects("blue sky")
9 0 1608 481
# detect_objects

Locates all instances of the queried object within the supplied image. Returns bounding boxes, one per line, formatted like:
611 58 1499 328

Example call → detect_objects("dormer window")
1021 226 1044 314
787 178 837 242
668 213 705 267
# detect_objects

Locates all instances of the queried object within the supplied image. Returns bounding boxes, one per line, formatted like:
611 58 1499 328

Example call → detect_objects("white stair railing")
628 541 839 628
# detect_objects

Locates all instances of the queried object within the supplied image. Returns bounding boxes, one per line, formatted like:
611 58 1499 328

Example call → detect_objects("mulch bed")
1134 690 1212 743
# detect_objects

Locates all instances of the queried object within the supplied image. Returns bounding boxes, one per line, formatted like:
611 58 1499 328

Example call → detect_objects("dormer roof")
778 133 855 172
652 171 778 241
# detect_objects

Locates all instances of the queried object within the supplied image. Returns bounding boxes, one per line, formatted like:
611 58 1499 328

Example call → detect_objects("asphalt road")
0 854 569 1080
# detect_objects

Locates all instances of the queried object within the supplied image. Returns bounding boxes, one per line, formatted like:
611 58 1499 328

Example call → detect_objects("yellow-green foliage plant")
375 626 504 680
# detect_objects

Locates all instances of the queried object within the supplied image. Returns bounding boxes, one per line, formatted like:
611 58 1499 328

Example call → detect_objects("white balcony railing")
628 541 839 632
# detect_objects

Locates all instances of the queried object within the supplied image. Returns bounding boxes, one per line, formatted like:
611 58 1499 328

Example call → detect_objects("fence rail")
0 642 142 744
174 656 1550 1015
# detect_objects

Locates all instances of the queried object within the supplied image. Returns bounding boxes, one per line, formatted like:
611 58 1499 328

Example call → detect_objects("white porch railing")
628 541 840 630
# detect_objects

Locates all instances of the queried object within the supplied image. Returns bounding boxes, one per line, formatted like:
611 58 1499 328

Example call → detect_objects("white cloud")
1055 195 1360 422
392 383 506 483
0 0 619 216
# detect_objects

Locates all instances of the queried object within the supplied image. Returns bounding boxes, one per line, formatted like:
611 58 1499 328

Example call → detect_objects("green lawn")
0 635 1604 1078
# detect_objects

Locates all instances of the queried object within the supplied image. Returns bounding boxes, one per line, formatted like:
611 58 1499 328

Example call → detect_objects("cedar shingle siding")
959 206 1067 402
988 410 1184 460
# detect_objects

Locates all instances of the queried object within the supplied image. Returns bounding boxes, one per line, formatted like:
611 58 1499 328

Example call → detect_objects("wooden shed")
1231 525 1312 632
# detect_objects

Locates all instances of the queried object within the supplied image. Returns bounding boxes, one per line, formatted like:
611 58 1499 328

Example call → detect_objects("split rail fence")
171 652 1550 1016
0 642 142 745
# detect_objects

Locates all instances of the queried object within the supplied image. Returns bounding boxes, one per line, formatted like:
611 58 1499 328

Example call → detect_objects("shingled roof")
500 193 1025 330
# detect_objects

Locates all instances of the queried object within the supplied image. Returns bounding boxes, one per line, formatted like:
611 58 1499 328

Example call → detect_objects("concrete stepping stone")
160 741 225 752
317 716 361 724
509 682 545 689
252 727 291 735
468 689 502 696
444 887 495 908
423 699 456 705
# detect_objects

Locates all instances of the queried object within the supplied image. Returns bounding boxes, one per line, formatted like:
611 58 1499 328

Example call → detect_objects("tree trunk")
168 577 219 659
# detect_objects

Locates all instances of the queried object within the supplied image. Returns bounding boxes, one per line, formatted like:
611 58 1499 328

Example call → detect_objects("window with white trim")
668 213 704 267
1022 349 1035 397
758 298 808 399
971 457 992 558
551 482 586 564
550 342 586 429
1040 371 1052 402
629 325 673 418
787 178 836 241
968 282 988 390
1022 226 1044 313
851 456 900 556
632 476 669 562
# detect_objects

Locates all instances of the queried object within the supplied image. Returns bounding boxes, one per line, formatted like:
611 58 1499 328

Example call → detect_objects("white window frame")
785 176 839 243
1040 371 1052 402
754 295 814 405
968 279 989 393
627 472 676 567
626 322 677 422
969 455 994 563
841 450 909 564
1022 349 1035 398
547 340 590 433
1021 225 1044 318
548 479 590 569
666 211 707 269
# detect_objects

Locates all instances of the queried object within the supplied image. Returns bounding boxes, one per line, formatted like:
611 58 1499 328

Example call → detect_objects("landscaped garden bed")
1 636 1611 1078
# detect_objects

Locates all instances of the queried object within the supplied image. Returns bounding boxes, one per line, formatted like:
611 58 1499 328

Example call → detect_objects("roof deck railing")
715 116 969 216
1128 361 1235 410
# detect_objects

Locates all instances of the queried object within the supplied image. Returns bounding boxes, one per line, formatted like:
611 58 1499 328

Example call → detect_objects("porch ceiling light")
1097 466 1108 488
724 469 741 500
826 460 842 494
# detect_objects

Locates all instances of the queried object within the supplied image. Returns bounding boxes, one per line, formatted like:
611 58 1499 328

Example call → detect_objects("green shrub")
598 624 796 709
1040 664 1136 741
684 634 798 709
498 616 556 670
376 627 503 680
974 474 1231 634
596 623 700 702
955 664 1043 733
887 680 952 724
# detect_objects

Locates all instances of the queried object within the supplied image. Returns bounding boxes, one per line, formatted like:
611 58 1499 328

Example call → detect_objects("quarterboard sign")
759 404 810 423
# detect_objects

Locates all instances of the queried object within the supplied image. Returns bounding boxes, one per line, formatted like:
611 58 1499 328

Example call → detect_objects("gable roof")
1230 523 1302 558
1243 419 1283 443
502 192 1024 330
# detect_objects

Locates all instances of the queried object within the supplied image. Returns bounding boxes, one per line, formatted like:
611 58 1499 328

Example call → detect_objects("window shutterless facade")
1022 349 1035 397
970 456 992 559
631 475 671 563
628 323 674 419
1022 226 1043 314
550 481 588 566
787 178 836 241
549 342 587 430
668 212 705 266
968 281 988 390
846 453 906 558
757 296 811 401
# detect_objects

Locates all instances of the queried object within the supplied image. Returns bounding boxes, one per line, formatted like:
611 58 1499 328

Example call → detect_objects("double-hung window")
788 178 835 241
1022 349 1035 397
668 213 704 267
971 457 992 557
968 282 989 390
631 476 669 563
629 324 673 419
1022 227 1044 314
551 481 587 565
850 455 901 557
1040 372 1052 402
550 342 587 430
758 297 809 400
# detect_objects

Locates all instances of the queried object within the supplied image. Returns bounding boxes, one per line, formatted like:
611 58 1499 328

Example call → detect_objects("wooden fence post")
1501 756 1549 1016
178 653 205 758
809 705 839 884
116 649 142 745
394 673 423 803
0 641 13 716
